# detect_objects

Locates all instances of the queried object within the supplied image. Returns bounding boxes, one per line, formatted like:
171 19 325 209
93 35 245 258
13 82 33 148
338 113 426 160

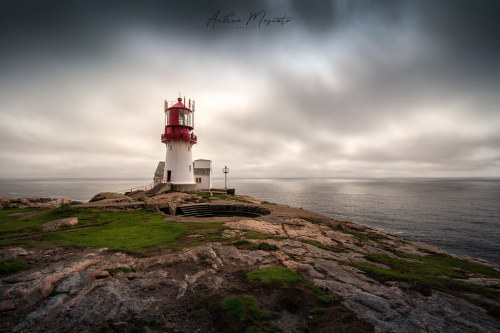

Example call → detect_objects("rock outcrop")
0 193 499 332
41 217 78 232
89 192 133 203
0 197 73 209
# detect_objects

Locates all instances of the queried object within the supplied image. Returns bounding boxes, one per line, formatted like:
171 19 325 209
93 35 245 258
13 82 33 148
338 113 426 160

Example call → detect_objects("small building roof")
154 161 165 178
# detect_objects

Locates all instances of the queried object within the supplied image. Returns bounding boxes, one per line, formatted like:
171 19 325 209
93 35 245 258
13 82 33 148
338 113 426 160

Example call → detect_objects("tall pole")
223 166 229 189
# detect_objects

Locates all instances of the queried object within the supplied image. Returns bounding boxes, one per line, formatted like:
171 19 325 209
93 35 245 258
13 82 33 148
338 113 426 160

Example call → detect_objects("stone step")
180 204 214 217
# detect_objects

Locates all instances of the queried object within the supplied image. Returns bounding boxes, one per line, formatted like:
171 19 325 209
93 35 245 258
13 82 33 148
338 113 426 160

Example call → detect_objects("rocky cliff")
0 192 499 332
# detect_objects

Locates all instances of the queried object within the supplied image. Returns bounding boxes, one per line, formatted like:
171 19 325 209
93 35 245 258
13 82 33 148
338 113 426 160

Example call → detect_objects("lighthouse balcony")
161 132 197 143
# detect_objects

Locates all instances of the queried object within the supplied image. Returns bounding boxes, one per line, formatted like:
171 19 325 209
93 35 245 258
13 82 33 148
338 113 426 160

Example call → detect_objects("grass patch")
302 239 343 252
300 217 320 224
367 253 500 279
163 221 225 250
221 296 247 321
246 231 285 240
233 240 254 246
317 295 336 305
257 243 279 251
0 207 49 234
42 211 186 252
247 266 302 286
309 307 329 315
1 207 229 252
213 193 249 203
356 252 500 299
232 240 278 252
243 295 280 320
337 229 388 243
221 295 280 326
307 285 326 295
191 191 249 203
0 258 26 276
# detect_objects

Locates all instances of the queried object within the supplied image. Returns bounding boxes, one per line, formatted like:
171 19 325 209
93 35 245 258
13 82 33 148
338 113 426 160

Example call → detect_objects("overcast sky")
1 0 499 179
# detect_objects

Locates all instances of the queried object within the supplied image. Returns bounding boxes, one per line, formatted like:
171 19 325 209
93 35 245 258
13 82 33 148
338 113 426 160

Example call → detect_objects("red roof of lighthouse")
169 97 188 110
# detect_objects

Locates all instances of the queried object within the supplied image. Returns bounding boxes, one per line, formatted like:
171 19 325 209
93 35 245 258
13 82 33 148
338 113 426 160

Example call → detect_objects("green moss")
307 285 326 295
262 321 283 333
245 326 262 333
302 239 342 252
221 296 247 321
337 229 387 243
242 295 280 320
0 258 26 276
188 309 205 319
247 266 302 286
367 253 500 279
309 307 329 315
317 295 335 305
221 295 281 327
300 217 320 224
233 240 254 246
257 243 279 251
356 253 500 299
246 231 285 240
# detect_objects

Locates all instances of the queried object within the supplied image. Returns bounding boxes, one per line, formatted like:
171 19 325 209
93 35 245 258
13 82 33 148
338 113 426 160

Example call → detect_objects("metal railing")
117 178 171 193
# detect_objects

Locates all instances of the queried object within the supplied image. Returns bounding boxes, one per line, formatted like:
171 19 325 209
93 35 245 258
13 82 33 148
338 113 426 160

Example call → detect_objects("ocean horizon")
1 177 499 265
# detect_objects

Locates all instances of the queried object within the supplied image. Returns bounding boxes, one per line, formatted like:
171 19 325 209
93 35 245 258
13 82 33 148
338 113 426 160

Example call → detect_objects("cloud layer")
1 0 499 178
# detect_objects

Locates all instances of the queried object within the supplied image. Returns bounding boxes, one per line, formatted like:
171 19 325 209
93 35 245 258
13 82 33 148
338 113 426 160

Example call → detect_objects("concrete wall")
195 175 210 190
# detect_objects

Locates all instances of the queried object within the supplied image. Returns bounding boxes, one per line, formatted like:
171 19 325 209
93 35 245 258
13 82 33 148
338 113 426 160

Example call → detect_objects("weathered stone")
42 217 78 232
89 192 133 203
0 247 27 261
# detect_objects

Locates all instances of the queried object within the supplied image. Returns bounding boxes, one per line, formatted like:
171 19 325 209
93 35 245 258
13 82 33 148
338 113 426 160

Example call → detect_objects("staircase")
179 204 214 217
146 183 170 196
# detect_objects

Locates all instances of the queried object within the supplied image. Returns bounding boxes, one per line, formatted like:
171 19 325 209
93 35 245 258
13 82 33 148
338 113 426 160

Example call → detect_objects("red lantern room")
161 97 197 144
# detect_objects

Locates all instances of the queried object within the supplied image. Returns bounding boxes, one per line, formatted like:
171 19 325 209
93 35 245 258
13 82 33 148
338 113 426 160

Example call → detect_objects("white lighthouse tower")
161 97 198 192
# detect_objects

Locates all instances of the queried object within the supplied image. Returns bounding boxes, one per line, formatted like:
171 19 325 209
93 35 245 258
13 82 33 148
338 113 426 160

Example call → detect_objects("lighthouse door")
167 170 172 182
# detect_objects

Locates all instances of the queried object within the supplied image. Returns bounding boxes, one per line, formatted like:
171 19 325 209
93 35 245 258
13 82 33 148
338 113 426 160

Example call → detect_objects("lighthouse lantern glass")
178 110 184 125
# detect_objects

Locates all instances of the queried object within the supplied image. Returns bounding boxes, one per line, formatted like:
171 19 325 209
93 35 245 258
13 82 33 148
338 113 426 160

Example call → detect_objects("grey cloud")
0 1 499 178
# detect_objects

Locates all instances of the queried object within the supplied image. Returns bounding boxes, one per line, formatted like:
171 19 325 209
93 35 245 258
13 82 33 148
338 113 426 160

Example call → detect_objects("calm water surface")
214 178 500 264
1 177 499 264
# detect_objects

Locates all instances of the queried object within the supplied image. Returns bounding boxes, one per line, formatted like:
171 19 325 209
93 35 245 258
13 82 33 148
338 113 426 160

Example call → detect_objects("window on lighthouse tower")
179 110 185 125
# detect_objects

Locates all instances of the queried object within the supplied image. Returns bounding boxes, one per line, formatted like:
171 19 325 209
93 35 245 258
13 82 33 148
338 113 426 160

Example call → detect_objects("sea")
1 177 499 265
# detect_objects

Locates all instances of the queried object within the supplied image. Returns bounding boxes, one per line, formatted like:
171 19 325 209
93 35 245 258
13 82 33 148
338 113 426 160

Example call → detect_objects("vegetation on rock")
0 257 26 276
247 266 302 286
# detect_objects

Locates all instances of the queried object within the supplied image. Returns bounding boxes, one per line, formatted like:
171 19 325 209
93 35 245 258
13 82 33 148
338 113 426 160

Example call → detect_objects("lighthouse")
161 97 198 192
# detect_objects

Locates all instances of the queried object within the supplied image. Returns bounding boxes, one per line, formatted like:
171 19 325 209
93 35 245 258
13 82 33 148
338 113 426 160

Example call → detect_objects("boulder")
89 192 133 203
0 247 28 261
42 217 78 232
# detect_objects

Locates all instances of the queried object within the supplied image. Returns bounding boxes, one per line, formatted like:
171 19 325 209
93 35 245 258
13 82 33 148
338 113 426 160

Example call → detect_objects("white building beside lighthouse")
160 97 198 192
